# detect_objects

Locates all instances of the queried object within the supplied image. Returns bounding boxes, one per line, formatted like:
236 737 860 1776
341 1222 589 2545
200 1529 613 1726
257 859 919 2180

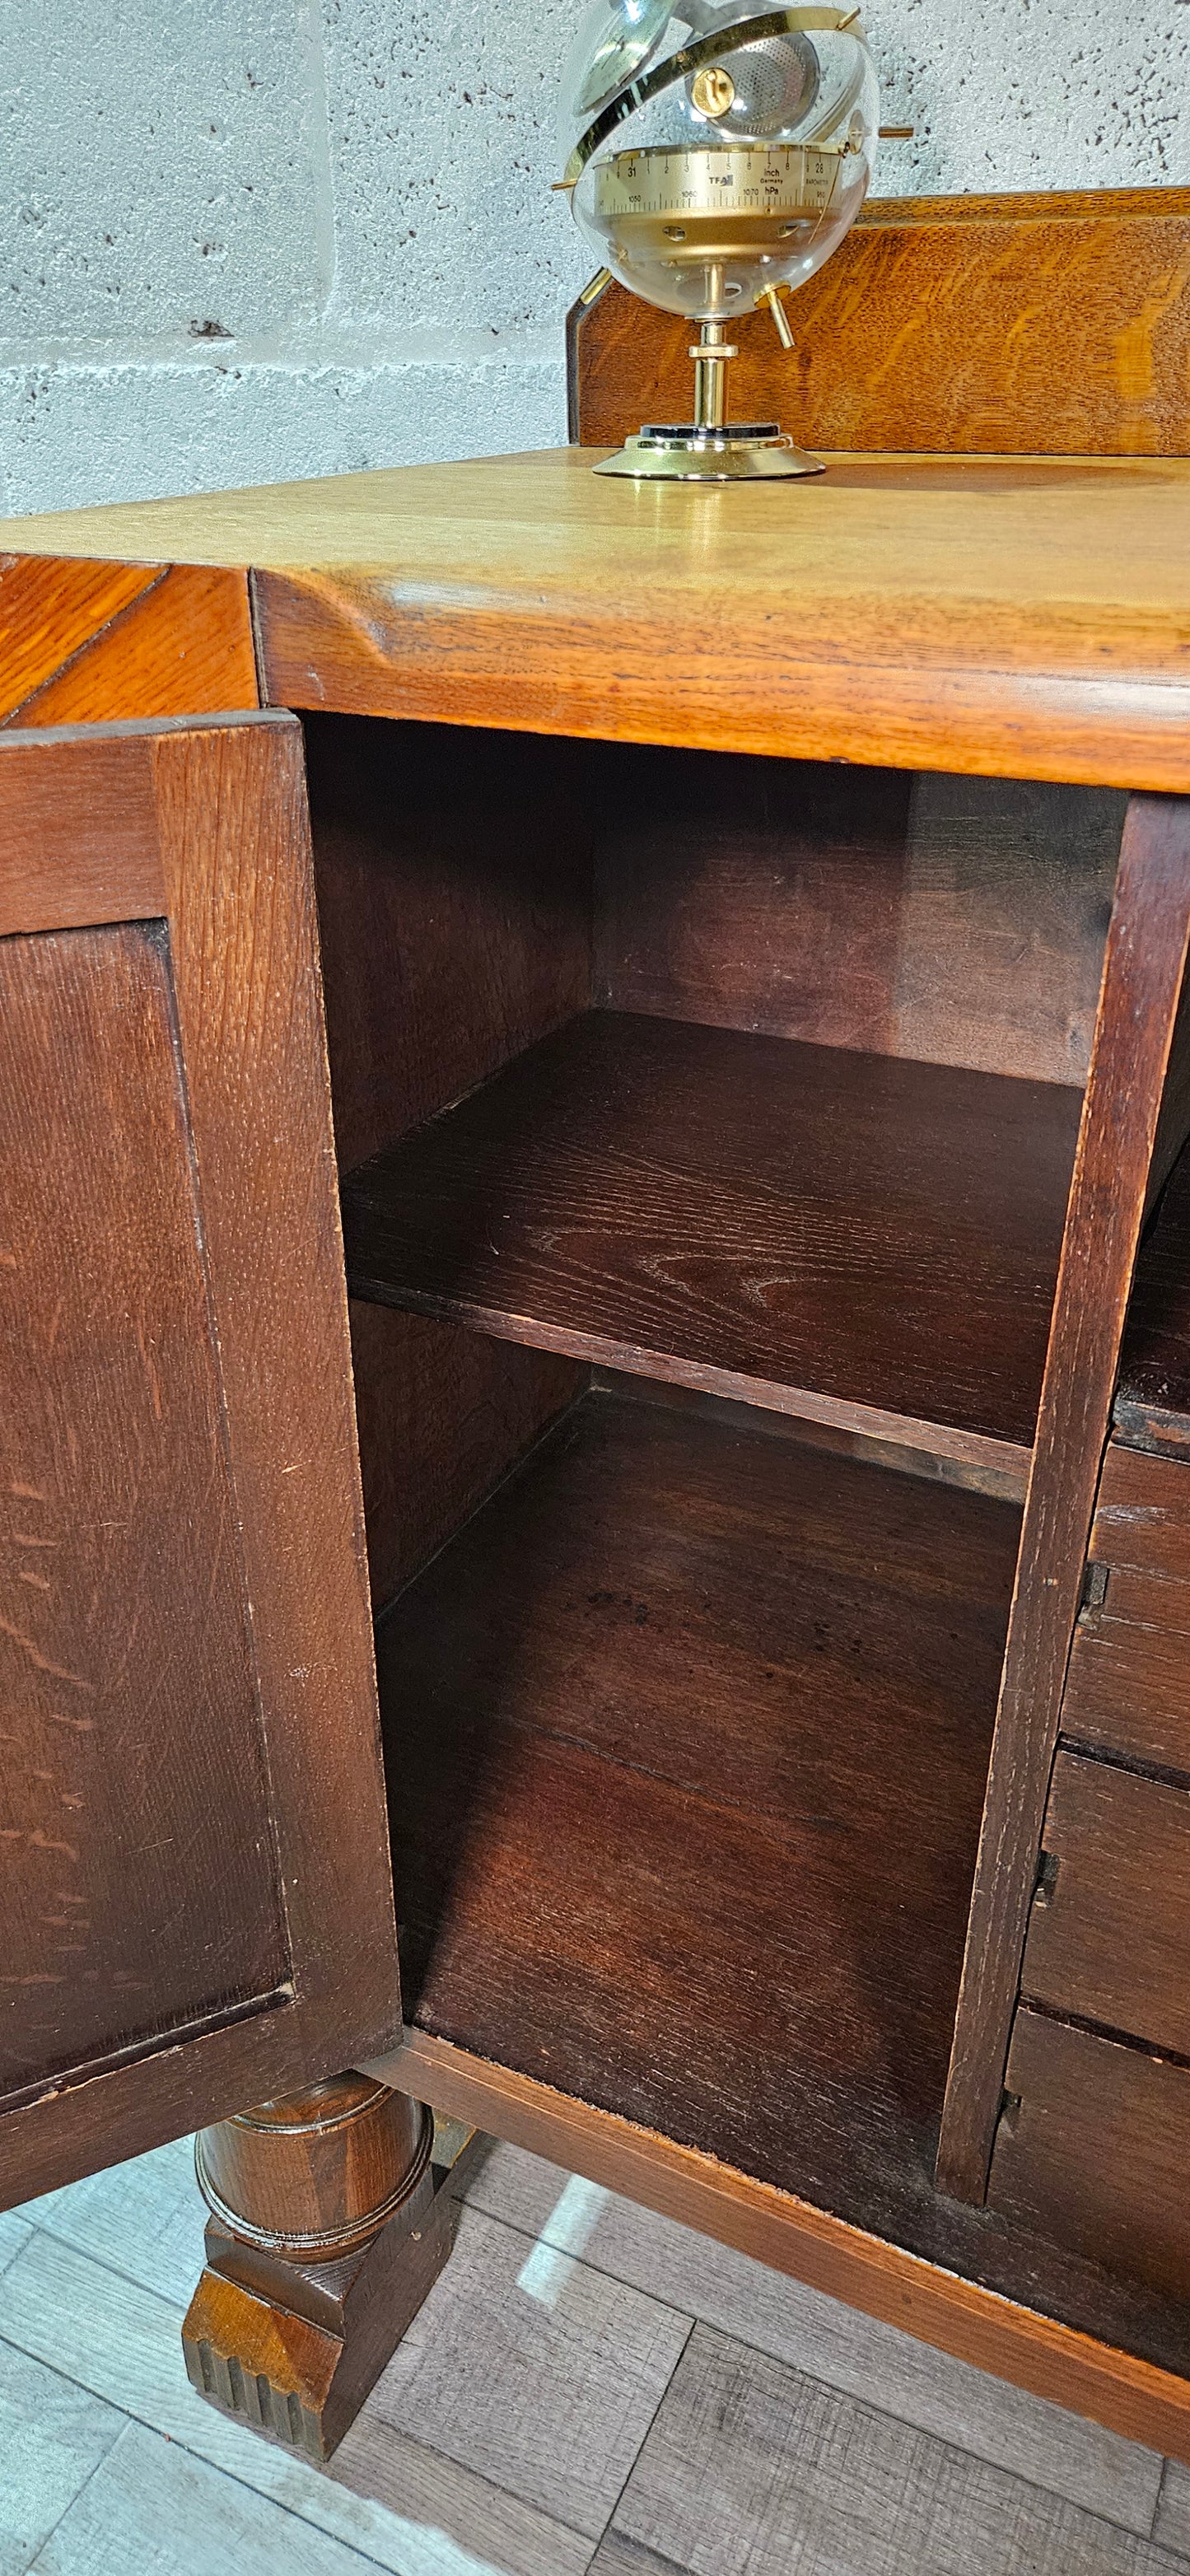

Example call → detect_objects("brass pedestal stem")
692 321 738 432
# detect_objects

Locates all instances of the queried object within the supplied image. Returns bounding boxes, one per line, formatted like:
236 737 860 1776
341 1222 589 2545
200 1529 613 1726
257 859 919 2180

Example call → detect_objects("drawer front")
1062 1444 1190 1771
1023 1749 1190 2057
1091 1444 1190 1585
1063 1596 1190 1773
990 2010 1190 2302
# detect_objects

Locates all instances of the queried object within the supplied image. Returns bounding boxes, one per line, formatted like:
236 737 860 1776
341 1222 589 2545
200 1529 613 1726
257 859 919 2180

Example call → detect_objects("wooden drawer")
1023 1748 1190 2056
990 2010 1190 2302
1061 1443 1190 1771
1063 1580 1190 1772
1091 1444 1190 1585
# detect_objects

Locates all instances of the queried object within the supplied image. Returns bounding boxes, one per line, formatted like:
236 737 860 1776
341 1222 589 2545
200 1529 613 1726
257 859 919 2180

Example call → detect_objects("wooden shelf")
343 1011 1080 1463
378 1387 1020 2240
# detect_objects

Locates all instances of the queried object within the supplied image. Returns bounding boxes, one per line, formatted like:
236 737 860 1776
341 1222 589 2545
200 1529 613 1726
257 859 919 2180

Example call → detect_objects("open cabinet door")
0 708 401 2208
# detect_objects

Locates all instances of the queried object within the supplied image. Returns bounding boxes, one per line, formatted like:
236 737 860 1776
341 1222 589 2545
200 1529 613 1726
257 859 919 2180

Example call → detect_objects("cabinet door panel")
1 919 286 2091
0 713 400 2202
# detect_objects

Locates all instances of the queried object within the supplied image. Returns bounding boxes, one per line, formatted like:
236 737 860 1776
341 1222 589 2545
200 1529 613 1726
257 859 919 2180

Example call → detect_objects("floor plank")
589 2541 716 2576
17 2131 1188 2576
0 2234 484 2574
28 2422 385 2576
1155 2465 1190 2553
19 2137 205 2308
0 2211 33 2277
0 2340 124 2576
356 2205 691 2541
599 2326 1188 2576
464 2143 1164 2534
333 2418 594 2576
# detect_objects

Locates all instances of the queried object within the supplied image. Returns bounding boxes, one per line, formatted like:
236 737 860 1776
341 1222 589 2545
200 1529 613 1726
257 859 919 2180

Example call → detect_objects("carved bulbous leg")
181 2073 461 2462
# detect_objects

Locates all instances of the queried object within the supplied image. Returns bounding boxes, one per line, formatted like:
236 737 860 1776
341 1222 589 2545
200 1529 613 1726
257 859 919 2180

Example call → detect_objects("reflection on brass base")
595 422 824 481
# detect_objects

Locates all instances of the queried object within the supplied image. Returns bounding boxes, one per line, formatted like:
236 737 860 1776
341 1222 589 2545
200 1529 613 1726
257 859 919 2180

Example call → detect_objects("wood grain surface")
348 1300 582 1612
1023 1750 1190 2056
567 190 1190 458
593 753 1122 1088
305 711 592 1606
459 2131 1167 2531
0 918 286 2096
305 713 591 1174
938 793 1190 2203
0 724 163 936
3 450 1190 791
1092 1445 1190 1584
1 560 257 728
992 2012 1190 2308
380 1384 1020 2242
148 716 400 2063
254 457 1190 792
381 2020 1190 2463
343 1009 1080 1456
1117 1141 1190 1454
0 715 402 2208
594 2322 1173 2576
0 556 162 715
1062 1591 1190 1776
194 2077 426 2256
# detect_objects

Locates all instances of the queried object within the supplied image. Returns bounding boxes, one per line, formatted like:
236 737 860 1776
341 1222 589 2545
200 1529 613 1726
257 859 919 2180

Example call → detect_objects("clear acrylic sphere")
559 0 879 324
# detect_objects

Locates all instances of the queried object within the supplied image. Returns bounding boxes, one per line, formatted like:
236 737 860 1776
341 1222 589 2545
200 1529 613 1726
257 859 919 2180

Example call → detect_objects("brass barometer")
557 0 883 478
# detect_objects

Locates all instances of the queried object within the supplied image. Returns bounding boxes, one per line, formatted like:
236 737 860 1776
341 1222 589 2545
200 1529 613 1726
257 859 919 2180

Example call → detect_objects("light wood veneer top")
3 447 1189 787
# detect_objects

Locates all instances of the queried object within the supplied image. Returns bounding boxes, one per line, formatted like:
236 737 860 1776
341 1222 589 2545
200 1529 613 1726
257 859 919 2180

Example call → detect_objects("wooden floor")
7 2133 1190 2572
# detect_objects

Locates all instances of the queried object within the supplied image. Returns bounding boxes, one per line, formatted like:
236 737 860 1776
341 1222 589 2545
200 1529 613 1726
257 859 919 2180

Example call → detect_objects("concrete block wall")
2 0 1188 513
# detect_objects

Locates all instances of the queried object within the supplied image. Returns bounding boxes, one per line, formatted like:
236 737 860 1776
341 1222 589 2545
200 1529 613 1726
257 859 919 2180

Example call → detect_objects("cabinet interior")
306 709 1130 2246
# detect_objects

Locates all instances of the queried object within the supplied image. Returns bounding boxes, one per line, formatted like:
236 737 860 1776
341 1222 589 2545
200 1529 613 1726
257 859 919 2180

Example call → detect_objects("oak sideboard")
4 184 1190 2469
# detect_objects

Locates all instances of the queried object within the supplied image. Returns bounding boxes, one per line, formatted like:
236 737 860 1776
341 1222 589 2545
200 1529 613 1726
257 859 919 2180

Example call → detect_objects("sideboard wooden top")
3 446 1190 787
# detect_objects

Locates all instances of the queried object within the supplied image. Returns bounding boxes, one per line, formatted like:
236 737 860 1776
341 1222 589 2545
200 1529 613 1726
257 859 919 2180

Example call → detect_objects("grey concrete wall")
2 0 1188 513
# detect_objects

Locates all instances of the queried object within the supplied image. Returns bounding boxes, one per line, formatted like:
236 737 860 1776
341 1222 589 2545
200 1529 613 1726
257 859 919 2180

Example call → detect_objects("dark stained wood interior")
305 718 1122 1115
380 1385 1018 2237
304 715 593 1175
315 716 1112 1533
593 751 1121 1087
1092 1444 1190 1586
348 1300 582 1609
306 713 595 1604
1117 1138 1190 1454
937 794 1190 2202
1024 1750 1190 2060
343 1008 1081 1456
991 2011 1190 2309
376 1378 1190 2373
1062 1582 1190 1780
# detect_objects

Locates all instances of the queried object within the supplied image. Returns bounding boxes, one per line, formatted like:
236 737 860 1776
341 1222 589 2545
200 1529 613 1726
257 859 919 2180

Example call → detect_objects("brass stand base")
595 422 824 482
